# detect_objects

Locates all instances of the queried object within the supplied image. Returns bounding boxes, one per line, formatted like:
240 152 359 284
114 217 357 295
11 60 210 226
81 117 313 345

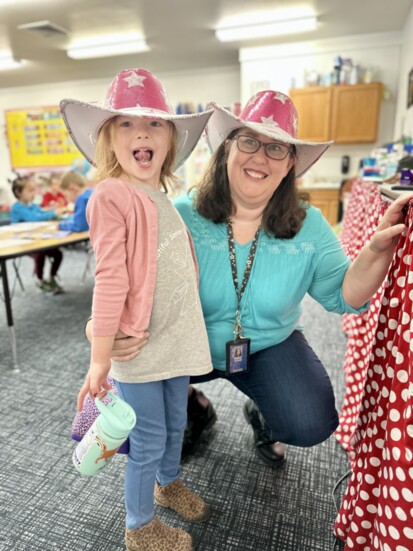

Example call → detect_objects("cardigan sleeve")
87 181 131 337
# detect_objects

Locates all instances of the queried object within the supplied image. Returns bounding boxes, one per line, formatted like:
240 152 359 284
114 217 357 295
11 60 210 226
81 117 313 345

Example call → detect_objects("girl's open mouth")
133 148 153 165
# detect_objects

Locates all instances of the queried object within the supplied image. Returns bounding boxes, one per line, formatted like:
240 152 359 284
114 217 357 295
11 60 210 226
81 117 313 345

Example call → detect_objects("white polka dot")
403 526 413 539
397 370 408 382
402 312 410 324
391 428 402 441
356 536 367 544
389 409 401 421
396 351 405 364
360 490 370 501
367 504 377 513
401 487 413 502
379 521 387 536
389 486 400 500
389 298 399 307
397 276 406 286
365 474 375 484
396 467 406 481
388 525 400 539
350 521 359 532
361 520 372 529
395 506 407 521
389 318 398 329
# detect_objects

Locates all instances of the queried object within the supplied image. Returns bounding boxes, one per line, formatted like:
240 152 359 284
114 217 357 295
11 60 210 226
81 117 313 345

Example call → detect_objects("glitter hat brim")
205 101 332 178
60 99 213 171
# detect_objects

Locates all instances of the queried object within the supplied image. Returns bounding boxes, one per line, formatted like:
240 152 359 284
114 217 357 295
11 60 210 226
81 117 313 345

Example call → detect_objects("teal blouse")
174 194 367 371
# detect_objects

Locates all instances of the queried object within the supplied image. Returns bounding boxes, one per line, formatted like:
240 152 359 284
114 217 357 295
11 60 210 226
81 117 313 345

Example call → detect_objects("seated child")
58 171 93 233
41 174 68 209
10 175 66 294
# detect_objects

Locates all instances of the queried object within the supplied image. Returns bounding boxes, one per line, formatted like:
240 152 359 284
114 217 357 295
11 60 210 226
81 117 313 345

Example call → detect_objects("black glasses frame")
232 134 292 161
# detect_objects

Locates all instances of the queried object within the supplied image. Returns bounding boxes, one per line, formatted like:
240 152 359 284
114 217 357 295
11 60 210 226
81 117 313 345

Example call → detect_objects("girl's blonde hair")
93 116 178 192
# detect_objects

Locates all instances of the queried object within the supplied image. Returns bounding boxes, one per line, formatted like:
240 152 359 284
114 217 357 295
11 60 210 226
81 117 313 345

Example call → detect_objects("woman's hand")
85 321 149 361
369 192 413 254
343 192 413 308
111 330 150 361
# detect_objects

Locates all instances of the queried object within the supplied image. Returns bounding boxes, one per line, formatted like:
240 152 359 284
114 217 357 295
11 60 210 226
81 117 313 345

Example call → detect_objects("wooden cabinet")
289 83 382 143
299 187 340 226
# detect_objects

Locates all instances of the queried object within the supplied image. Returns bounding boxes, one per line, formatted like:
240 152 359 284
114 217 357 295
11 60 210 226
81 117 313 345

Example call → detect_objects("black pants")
31 248 63 280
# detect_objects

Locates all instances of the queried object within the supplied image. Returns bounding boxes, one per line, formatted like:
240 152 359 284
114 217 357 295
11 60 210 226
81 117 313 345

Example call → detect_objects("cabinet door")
331 83 382 143
300 188 339 226
289 87 332 142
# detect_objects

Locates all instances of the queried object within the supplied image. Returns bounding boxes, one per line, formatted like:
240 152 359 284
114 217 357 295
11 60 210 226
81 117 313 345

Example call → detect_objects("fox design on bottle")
95 435 120 464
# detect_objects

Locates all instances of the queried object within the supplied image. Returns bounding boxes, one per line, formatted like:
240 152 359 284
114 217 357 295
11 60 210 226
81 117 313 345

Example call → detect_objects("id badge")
225 338 251 375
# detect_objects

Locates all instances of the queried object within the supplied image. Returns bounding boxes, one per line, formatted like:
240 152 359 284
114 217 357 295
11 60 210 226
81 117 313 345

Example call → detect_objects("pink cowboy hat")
205 90 332 177
60 68 213 170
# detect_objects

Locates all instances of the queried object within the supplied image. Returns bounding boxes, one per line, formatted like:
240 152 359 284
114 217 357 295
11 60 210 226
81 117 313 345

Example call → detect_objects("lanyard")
226 220 260 338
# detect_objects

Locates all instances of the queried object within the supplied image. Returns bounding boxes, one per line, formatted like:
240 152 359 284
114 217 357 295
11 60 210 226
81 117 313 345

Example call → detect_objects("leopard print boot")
125 516 192 551
154 479 210 522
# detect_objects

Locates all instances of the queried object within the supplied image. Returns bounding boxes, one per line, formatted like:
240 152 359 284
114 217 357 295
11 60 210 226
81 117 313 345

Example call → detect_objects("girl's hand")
369 192 413 254
77 365 112 412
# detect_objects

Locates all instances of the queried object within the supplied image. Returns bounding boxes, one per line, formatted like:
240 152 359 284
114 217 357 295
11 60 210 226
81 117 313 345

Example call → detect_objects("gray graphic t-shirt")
110 185 212 383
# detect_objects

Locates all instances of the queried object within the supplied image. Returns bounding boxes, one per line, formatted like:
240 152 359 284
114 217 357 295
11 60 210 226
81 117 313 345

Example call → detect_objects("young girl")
10 175 65 293
40 173 68 209
60 69 213 551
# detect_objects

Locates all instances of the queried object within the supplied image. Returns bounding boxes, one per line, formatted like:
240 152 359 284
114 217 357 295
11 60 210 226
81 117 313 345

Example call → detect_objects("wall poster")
5 106 83 169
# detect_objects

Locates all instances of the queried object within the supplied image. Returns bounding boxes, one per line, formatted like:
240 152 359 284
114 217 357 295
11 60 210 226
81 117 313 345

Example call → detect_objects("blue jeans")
190 330 338 447
114 376 189 529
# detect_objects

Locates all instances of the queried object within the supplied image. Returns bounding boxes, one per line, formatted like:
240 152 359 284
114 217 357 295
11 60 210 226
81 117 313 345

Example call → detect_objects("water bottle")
72 391 136 476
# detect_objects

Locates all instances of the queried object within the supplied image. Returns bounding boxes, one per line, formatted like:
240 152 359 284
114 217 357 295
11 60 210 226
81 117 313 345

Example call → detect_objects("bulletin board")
5 106 83 169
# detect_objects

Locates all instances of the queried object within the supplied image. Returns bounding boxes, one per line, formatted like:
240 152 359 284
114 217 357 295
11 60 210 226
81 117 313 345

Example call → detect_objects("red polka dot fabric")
335 181 391 460
334 193 413 550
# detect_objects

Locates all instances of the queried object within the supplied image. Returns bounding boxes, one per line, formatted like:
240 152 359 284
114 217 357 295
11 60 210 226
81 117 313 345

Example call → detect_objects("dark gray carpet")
0 249 349 550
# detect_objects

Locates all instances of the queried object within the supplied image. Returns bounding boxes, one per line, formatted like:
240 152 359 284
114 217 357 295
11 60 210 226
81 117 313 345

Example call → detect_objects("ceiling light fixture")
0 54 22 70
215 15 317 42
67 33 149 60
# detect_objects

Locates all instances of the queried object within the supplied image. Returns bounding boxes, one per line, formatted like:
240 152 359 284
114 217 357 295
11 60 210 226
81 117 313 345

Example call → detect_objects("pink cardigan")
87 178 198 338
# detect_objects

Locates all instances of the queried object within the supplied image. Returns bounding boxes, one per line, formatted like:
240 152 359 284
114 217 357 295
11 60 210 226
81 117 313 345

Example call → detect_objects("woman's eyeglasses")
232 135 291 160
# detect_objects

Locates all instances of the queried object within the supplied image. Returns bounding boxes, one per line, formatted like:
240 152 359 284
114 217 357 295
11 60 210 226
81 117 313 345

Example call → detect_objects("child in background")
61 68 213 551
41 173 68 208
10 175 65 293
58 171 93 232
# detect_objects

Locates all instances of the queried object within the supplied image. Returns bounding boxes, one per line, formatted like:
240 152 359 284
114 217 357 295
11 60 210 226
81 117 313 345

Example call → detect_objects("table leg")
0 259 20 370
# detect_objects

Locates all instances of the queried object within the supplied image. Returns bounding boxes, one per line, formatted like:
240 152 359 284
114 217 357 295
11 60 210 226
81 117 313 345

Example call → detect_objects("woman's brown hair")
195 130 309 239
93 117 178 192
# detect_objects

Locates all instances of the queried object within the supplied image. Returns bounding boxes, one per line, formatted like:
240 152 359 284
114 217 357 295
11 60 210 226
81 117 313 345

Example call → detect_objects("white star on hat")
261 115 280 128
273 92 288 104
124 71 146 88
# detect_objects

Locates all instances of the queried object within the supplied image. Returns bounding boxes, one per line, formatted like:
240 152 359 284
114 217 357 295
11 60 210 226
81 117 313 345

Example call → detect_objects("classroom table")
0 222 89 370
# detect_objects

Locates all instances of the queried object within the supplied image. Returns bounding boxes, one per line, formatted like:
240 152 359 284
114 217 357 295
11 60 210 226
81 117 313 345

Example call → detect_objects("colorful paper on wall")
5 106 84 169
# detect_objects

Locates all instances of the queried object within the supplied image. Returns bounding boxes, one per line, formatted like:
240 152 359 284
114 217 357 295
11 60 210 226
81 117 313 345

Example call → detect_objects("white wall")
239 32 403 183
394 5 413 140
0 65 240 205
